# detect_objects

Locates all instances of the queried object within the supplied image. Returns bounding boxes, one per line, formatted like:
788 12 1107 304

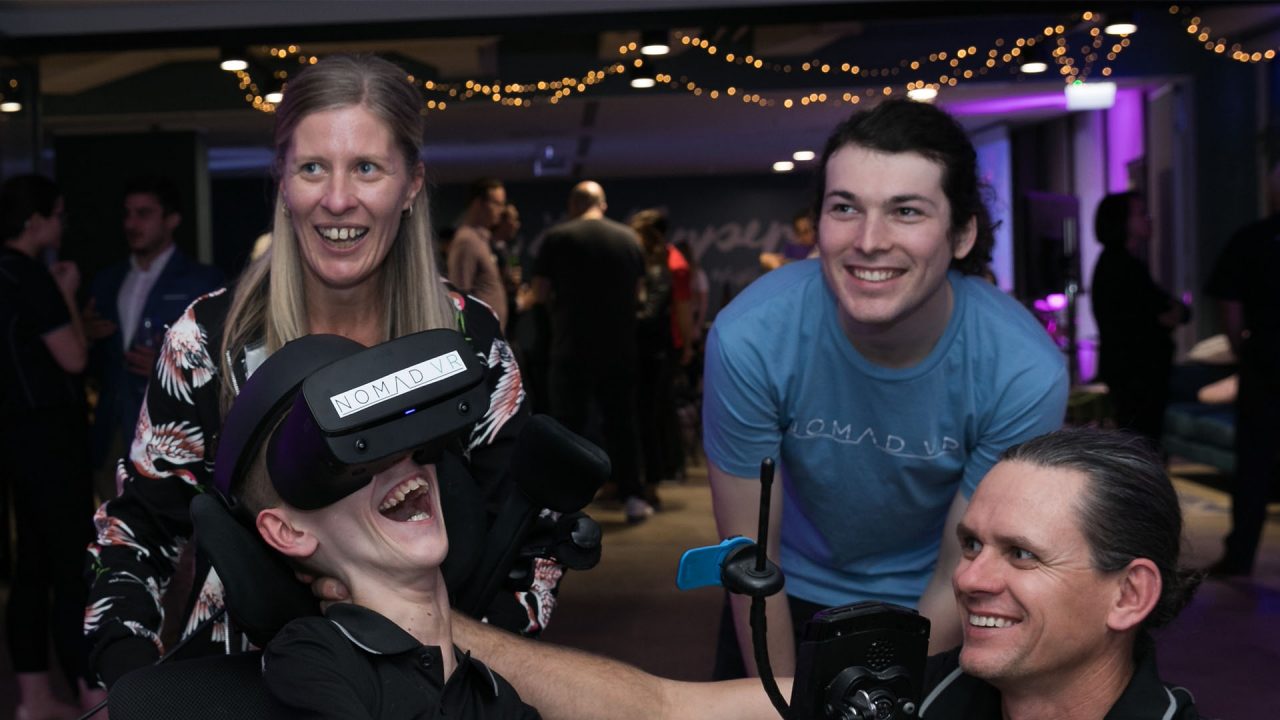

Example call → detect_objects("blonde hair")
220 55 455 412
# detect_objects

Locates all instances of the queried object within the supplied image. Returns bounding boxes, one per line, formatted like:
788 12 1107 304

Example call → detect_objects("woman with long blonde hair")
84 54 541 690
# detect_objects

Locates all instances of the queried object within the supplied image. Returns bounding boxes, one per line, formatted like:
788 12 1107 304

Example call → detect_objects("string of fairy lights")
226 43 630 113
222 9 1135 115
631 16 1131 110
0 5 1267 119
1168 4 1280 63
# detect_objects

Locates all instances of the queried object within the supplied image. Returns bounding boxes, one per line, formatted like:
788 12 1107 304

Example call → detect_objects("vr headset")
212 329 491 512
200 328 604 648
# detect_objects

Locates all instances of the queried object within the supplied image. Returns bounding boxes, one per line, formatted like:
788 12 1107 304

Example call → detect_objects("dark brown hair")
814 99 993 275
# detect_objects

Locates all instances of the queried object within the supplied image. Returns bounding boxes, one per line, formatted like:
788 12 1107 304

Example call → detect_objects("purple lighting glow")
1106 89 1144 192
946 93 1066 117
1033 293 1069 312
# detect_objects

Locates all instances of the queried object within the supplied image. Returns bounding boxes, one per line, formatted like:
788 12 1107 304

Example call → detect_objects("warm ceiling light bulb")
773 160 795 173
1020 61 1049 73
792 150 816 162
0 101 21 112
265 91 284 103
220 58 248 72
630 77 656 89
907 87 938 102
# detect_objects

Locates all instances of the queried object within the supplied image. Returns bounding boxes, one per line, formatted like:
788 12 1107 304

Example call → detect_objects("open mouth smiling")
377 475 434 523
317 226 369 248
848 266 905 282
968 613 1020 629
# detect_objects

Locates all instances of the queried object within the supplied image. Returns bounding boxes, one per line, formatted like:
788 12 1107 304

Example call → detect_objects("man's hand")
83 298 118 341
296 570 351 609
123 344 158 377
516 283 538 313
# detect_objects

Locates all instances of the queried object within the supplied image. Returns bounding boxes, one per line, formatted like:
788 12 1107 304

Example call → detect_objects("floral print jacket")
85 285 555 683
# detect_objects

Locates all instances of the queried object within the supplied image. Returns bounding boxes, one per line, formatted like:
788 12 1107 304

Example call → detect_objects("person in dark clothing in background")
533 181 649 522
0 174 105 719
1203 162 1280 577
1090 192 1189 446
83 175 223 502
631 209 680 510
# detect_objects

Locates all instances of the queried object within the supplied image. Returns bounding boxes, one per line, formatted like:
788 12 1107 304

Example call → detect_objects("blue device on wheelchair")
674 459 930 720
676 536 754 590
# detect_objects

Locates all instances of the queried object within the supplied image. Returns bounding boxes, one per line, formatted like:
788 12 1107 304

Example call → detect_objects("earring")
282 204 291 217
402 204 414 218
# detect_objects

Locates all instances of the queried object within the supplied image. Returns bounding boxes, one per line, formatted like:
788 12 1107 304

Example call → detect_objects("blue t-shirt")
703 260 1067 608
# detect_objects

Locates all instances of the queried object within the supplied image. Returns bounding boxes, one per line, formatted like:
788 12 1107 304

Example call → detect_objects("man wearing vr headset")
214 330 794 719
217 329 542 717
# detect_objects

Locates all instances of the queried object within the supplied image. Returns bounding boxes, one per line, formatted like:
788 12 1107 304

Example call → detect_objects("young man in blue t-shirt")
704 100 1069 678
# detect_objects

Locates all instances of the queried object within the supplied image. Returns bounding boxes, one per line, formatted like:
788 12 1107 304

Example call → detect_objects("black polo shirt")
1205 213 1280 372
916 638 1199 719
0 246 80 413
263 603 540 719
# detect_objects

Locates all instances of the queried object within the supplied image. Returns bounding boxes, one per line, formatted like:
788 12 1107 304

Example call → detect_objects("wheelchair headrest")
191 493 318 647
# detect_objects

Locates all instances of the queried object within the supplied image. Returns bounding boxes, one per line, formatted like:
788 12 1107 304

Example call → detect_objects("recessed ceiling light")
0 101 21 113
773 160 795 173
629 65 657 89
265 91 284 103
220 47 248 72
1104 22 1137 35
1020 61 1048 74
793 150 816 162
1103 13 1138 36
1100 11 1141 36
907 87 938 102
640 30 670 56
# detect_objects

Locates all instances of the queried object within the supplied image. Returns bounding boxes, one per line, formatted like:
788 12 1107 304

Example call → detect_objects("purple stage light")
945 93 1066 116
